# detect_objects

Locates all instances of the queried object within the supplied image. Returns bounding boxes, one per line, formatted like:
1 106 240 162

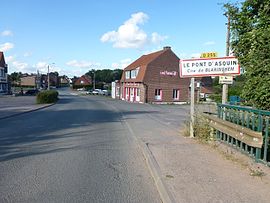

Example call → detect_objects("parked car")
24 89 39 96
92 89 100 95
101 90 110 96
77 88 85 91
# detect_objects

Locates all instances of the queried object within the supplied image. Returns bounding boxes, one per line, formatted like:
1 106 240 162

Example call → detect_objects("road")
0 90 165 203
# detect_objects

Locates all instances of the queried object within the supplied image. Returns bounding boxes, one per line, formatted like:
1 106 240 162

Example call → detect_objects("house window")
80 80 85 84
0 69 4 78
173 89 179 100
137 88 140 97
130 67 140 79
125 71 130 79
155 89 162 100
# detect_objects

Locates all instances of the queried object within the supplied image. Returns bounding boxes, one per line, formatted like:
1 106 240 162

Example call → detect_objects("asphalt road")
0 90 161 202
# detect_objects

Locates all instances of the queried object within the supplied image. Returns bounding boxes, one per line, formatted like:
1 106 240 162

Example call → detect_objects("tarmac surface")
1 90 270 202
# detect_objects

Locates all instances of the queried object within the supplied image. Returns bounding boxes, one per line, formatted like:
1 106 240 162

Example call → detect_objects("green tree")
224 1 270 110
8 72 22 86
86 69 123 84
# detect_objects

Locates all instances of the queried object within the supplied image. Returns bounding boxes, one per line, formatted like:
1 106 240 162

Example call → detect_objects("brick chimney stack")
163 46 171 50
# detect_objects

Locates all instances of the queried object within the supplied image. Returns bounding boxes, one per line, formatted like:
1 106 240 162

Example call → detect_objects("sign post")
190 77 195 137
179 56 240 138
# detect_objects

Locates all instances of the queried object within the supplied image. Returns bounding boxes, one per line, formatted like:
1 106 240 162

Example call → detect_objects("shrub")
37 90 59 104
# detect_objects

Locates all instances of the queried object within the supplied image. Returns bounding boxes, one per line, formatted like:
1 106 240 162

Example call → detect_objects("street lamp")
47 65 50 90
47 63 55 90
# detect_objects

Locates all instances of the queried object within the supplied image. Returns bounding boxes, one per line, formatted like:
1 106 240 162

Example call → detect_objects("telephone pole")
222 13 230 104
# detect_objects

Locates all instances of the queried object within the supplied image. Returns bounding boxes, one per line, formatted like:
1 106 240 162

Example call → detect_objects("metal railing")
216 104 270 165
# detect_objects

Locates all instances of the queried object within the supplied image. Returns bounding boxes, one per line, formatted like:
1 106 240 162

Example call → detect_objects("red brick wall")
144 49 190 103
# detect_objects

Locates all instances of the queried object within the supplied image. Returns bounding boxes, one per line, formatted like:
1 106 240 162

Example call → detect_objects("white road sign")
179 56 240 78
219 76 234 84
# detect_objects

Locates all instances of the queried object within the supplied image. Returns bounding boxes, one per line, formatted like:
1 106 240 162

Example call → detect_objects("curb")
0 103 55 120
123 118 176 203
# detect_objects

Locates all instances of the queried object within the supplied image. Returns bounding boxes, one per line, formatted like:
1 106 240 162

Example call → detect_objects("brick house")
120 47 190 103
0 52 8 94
74 75 92 87
41 72 60 88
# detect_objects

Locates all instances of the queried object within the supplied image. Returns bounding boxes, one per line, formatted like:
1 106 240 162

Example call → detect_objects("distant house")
59 75 70 87
74 75 92 88
196 77 214 100
21 75 37 87
120 46 190 103
0 52 8 94
41 72 60 88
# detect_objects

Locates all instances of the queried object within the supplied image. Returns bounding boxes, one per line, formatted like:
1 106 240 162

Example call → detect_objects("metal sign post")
190 77 195 138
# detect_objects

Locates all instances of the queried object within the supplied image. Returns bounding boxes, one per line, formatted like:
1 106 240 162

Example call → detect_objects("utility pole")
93 71 96 90
47 65 50 90
222 13 230 104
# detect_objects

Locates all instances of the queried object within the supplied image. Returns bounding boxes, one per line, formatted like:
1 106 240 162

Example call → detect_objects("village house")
0 52 8 94
74 75 92 88
59 75 70 87
20 75 38 88
120 47 190 103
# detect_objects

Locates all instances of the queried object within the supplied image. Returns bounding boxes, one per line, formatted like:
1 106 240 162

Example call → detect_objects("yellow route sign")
200 52 218 58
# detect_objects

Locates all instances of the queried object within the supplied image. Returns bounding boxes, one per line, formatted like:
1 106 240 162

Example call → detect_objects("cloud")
203 41 215 46
0 42 14 52
1 30 13 37
65 60 102 76
151 32 168 44
111 58 132 69
101 12 167 49
8 60 35 73
190 53 200 58
5 55 15 63
12 61 29 71
66 60 100 68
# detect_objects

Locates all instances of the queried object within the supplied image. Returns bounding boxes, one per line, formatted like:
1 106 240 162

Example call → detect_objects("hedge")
36 90 59 104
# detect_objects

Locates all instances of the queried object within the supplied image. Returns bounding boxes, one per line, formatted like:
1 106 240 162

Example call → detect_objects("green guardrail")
217 104 270 165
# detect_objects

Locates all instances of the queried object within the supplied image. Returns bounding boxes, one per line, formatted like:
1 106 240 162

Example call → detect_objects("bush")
36 90 59 104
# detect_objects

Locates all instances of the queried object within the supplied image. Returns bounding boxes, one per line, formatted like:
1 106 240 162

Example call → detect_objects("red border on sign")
179 56 241 78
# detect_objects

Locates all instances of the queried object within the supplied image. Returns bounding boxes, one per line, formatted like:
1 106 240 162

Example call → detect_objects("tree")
224 1 270 110
8 72 22 86
85 69 123 84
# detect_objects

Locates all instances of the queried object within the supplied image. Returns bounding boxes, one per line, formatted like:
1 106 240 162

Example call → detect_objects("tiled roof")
121 48 170 82
124 50 164 71
0 52 6 67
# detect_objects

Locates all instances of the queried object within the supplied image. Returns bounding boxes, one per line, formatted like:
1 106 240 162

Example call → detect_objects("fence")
205 104 270 165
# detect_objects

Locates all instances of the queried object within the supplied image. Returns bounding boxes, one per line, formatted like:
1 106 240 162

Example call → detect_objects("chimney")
163 46 171 50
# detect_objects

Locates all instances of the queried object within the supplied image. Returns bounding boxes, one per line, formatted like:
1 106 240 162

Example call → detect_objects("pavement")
107 97 270 203
0 95 54 119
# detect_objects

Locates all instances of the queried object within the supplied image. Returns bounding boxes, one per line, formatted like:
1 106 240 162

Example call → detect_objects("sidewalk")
120 104 270 203
0 96 53 119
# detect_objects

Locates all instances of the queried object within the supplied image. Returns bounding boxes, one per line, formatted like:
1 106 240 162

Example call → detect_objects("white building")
0 52 8 94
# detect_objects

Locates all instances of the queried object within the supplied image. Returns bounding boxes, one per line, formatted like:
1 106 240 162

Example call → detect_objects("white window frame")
125 71 130 79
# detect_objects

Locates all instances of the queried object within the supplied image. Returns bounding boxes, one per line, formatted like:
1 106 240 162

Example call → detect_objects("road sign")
219 76 233 84
179 56 240 78
200 52 218 58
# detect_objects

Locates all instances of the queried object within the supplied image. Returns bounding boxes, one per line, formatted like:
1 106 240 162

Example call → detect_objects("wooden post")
190 77 195 137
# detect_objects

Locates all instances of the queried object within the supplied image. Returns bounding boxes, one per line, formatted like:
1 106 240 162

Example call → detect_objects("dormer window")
130 67 140 79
